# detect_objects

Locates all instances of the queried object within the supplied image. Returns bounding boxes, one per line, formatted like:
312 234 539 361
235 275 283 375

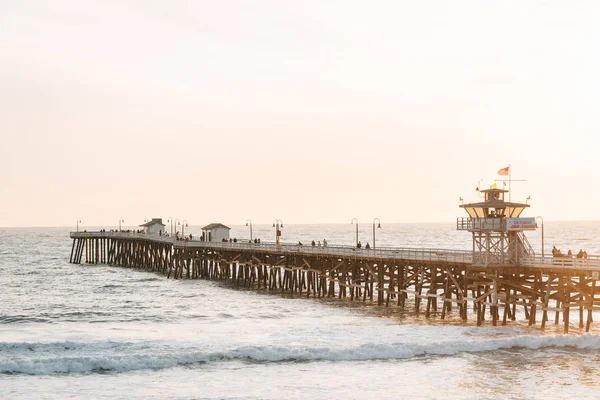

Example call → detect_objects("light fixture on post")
372 218 381 249
182 220 188 237
272 219 283 245
119 218 124 231
351 218 358 247
246 219 253 241
167 216 173 236
536 216 544 257
76 219 82 232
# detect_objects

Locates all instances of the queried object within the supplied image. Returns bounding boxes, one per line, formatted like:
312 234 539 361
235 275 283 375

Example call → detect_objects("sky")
1 1 599 227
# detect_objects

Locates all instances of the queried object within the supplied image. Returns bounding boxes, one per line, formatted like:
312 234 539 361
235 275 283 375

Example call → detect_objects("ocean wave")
0 315 51 324
2 335 600 375
0 311 162 324
134 277 161 282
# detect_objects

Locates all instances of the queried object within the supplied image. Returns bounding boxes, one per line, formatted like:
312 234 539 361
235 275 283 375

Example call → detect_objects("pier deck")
69 231 600 333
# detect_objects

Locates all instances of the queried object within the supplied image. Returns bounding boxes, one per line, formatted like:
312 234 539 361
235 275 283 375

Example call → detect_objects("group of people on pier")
552 246 588 259
297 239 328 247
356 241 371 249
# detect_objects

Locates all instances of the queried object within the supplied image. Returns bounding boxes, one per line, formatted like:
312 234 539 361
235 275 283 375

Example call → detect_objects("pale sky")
1 1 599 227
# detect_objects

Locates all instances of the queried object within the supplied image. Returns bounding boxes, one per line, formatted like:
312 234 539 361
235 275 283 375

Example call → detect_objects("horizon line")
2 219 600 229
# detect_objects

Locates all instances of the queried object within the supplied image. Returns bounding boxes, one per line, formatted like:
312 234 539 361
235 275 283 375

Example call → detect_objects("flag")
498 166 510 176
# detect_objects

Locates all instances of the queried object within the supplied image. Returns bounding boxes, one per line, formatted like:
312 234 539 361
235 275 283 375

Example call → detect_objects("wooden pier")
68 185 600 334
69 230 600 334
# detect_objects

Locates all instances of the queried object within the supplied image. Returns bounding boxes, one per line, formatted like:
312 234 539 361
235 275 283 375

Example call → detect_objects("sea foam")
2 334 600 375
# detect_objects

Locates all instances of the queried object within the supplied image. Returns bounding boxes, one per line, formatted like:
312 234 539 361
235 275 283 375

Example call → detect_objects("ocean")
2 222 600 399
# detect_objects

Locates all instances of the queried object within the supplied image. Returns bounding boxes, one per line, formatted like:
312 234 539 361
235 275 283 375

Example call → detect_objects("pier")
69 187 600 334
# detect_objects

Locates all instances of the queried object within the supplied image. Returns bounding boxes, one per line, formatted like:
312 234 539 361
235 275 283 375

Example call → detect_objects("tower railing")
456 217 506 231
456 217 472 230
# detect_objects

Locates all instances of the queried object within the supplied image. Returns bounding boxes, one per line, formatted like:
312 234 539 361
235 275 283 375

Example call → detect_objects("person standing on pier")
311 240 316 246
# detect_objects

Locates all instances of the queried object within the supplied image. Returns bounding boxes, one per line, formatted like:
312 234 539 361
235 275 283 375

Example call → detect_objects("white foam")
2 334 600 375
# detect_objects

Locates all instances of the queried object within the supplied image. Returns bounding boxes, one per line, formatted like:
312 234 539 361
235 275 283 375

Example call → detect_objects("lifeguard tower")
457 185 536 267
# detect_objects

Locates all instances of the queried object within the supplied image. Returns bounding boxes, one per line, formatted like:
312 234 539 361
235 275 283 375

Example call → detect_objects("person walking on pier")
357 241 362 249
323 239 327 247
311 240 316 246
365 242 371 249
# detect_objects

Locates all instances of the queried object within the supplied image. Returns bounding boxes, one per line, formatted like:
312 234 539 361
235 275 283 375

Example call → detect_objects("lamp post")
273 219 283 245
246 219 253 241
536 216 544 257
119 218 124 231
182 220 188 237
175 219 180 237
167 216 173 236
351 218 358 247
76 219 81 232
372 218 381 249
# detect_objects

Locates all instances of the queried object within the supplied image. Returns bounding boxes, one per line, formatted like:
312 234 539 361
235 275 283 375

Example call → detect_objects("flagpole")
496 165 524 200
509 164 512 202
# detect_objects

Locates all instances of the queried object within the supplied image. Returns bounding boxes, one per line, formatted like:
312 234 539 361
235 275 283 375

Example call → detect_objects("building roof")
460 201 530 209
201 223 230 230
479 188 509 194
139 218 166 227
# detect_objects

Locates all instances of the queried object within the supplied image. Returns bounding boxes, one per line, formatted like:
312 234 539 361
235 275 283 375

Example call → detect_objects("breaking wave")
2 334 600 375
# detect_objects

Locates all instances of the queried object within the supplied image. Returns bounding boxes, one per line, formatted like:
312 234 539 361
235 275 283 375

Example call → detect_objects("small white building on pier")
140 218 166 235
202 223 230 242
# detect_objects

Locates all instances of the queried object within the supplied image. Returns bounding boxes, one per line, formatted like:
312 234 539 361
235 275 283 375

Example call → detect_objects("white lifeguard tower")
457 186 536 267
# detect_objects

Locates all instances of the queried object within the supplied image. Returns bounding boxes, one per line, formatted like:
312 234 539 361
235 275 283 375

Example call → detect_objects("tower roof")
478 188 509 194
460 201 529 209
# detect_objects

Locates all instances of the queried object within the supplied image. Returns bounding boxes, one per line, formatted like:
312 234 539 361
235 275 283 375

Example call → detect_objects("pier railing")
69 231 600 270
520 255 600 271
70 231 473 264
